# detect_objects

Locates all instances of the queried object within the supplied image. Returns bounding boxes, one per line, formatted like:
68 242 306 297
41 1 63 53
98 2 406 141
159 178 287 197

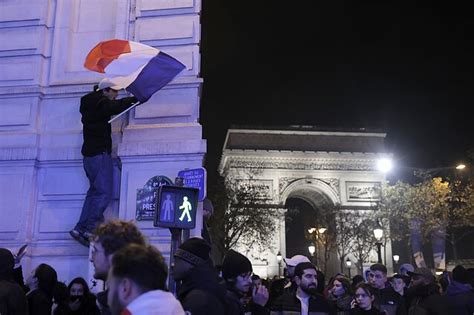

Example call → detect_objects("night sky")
200 2 474 179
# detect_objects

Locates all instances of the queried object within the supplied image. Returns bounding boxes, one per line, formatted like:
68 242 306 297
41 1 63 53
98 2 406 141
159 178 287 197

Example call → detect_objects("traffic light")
154 185 199 229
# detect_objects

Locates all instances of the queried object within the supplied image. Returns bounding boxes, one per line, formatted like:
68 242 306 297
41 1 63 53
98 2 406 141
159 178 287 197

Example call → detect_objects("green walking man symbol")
178 196 192 222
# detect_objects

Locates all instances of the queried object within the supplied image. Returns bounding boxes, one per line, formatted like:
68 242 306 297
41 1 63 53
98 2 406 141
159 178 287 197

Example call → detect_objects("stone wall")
0 0 205 285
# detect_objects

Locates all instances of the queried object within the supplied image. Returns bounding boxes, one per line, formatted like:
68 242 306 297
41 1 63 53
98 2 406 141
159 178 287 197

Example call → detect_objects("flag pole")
108 102 140 124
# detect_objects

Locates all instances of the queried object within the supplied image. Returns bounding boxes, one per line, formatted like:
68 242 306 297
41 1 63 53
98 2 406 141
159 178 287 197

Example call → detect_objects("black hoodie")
177 262 227 315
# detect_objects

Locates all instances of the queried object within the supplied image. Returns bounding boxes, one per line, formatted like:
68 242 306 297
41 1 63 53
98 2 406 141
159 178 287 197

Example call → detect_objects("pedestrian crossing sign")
154 185 199 229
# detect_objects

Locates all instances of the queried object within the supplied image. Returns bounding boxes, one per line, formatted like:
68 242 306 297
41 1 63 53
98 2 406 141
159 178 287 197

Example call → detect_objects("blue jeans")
75 153 113 233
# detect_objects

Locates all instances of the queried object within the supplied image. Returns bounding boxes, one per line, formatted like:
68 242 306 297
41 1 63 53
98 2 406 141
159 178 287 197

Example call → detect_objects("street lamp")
345 258 352 278
393 254 400 272
373 228 383 264
456 164 466 170
308 245 316 256
276 251 282 277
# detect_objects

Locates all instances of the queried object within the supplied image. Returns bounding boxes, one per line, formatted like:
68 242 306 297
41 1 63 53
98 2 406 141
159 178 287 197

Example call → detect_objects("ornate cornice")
279 177 340 197
227 156 377 171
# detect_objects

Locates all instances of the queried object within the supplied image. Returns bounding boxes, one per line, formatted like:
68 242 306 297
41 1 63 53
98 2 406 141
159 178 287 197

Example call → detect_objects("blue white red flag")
84 39 185 102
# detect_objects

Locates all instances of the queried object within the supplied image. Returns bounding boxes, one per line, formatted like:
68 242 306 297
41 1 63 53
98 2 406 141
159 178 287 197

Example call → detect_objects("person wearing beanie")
222 249 269 315
0 248 29 314
445 265 474 315
172 237 226 315
405 267 449 315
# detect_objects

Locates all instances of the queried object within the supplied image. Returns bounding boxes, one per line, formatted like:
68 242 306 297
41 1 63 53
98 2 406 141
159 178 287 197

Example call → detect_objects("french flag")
84 39 186 103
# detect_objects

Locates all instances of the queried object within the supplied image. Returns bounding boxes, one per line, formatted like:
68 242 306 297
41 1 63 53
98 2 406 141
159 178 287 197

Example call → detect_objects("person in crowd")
282 254 311 294
26 263 58 315
252 274 263 289
398 264 414 277
107 243 184 315
0 248 28 314
222 249 269 314
328 275 354 314
444 265 474 315
405 267 449 315
70 79 141 247
389 274 409 297
367 263 404 315
172 237 226 315
90 220 147 315
52 282 70 315
351 275 364 290
350 283 385 315
271 262 331 315
67 277 100 314
201 198 214 245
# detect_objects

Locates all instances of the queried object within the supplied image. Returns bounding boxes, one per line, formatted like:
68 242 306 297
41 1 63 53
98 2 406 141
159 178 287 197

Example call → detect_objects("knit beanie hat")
222 249 252 280
174 237 211 266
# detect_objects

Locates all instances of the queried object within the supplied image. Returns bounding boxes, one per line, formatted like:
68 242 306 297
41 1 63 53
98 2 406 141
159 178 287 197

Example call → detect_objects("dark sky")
200 1 474 178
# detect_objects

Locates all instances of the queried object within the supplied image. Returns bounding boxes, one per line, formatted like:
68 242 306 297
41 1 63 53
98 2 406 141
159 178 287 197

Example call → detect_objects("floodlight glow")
456 164 466 170
377 158 393 173
308 245 316 255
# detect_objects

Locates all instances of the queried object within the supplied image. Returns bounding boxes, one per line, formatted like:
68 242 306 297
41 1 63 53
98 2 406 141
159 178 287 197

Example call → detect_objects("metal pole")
168 228 182 296
376 242 382 264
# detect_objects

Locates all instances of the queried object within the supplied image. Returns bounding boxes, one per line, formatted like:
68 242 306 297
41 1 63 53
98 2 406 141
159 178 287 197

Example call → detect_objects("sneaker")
83 231 94 241
69 230 90 247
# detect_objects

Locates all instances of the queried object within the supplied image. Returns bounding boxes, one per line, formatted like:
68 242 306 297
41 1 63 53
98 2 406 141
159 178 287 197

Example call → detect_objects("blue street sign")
154 185 199 229
178 167 207 201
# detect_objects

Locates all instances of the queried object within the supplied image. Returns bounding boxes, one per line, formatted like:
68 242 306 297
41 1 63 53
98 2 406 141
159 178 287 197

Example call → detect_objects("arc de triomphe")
219 126 393 278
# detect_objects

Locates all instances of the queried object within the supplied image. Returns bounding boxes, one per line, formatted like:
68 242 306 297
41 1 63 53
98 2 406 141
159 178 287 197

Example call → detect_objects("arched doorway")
282 179 340 276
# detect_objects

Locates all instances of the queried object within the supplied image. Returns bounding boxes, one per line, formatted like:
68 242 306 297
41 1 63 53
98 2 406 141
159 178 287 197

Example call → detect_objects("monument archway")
219 126 393 278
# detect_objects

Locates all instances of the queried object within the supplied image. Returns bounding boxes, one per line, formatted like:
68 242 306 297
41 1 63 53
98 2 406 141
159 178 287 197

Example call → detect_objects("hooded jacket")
177 262 227 315
121 290 184 315
444 281 474 315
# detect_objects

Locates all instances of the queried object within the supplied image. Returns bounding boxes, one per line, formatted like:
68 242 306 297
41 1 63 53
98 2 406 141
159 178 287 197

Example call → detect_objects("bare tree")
207 170 281 263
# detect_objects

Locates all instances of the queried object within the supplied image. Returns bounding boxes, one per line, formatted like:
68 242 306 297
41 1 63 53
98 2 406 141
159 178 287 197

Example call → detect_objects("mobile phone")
16 244 27 257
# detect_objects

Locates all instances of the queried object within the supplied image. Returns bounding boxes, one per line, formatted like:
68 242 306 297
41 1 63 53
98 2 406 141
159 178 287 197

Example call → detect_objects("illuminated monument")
220 126 393 277
0 1 205 284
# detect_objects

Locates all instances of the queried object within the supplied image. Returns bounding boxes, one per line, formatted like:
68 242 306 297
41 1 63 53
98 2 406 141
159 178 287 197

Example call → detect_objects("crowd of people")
1 220 474 315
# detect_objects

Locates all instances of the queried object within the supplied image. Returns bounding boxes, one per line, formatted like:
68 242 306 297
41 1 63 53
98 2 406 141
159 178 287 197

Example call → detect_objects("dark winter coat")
27 289 52 315
0 279 28 315
328 293 353 315
226 287 270 315
177 262 226 315
405 283 449 315
80 90 137 157
96 290 111 315
350 307 385 315
444 281 474 315
372 286 406 315
270 291 331 315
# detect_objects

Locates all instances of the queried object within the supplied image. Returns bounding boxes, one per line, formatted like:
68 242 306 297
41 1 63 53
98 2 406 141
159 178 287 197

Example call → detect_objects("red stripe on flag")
84 39 131 73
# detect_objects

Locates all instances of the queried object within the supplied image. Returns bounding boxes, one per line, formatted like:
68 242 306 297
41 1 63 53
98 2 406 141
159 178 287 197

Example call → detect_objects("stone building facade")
0 0 205 285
